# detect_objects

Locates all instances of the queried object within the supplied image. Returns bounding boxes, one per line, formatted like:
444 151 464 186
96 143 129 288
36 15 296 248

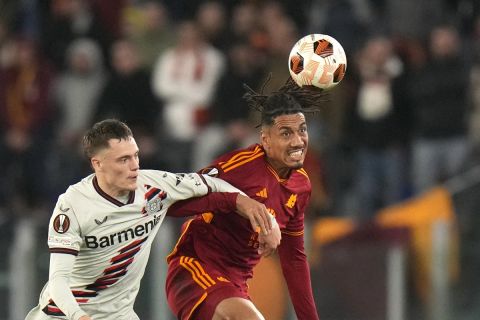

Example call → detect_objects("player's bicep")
160 172 210 200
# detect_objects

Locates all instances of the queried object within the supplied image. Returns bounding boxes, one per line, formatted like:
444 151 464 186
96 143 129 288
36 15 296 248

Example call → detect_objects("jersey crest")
142 185 167 214
285 194 297 208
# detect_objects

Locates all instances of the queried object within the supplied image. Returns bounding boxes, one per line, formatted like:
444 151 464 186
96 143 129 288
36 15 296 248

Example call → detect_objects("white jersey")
30 170 222 319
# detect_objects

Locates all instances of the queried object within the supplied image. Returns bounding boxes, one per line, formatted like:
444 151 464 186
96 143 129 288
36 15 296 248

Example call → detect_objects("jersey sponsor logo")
59 204 70 212
95 216 108 225
53 214 70 233
285 194 297 208
85 215 161 248
48 235 74 247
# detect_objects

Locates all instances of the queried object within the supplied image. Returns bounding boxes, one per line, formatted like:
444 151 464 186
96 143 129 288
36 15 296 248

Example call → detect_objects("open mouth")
288 149 304 161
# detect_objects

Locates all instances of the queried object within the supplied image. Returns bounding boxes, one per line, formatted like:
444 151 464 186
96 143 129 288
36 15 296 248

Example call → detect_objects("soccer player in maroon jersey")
165 79 322 319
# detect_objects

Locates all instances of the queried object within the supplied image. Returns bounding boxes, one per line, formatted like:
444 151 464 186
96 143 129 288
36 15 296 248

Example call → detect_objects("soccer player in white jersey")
25 119 280 320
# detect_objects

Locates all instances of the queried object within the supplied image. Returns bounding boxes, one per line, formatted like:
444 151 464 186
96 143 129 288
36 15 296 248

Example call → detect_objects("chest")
244 180 305 228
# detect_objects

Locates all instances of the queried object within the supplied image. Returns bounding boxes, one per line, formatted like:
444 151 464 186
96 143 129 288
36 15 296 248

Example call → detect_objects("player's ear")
261 130 270 151
91 157 101 171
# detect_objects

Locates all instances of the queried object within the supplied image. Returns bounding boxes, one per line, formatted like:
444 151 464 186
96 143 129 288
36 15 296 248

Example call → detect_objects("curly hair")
243 76 329 127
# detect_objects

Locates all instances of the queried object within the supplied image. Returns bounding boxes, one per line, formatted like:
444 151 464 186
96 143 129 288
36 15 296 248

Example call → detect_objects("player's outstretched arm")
166 191 274 236
199 174 275 235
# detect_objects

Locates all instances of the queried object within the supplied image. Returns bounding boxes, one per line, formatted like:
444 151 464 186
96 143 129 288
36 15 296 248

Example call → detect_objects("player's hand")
258 217 281 257
235 194 272 235
79 316 92 320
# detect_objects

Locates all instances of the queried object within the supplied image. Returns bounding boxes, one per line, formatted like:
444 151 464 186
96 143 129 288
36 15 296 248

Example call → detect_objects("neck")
95 174 129 198
266 158 291 179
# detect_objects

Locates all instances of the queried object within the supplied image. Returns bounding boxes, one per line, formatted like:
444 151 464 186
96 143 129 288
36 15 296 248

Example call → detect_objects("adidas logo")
256 188 268 198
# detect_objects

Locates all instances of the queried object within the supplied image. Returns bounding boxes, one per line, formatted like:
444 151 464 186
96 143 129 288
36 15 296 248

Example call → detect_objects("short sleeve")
47 195 82 255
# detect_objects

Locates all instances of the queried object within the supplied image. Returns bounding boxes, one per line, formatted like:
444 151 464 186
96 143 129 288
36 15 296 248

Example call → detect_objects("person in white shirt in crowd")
151 20 225 171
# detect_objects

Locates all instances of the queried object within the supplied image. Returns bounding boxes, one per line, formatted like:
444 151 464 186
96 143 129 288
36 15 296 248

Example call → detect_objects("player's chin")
126 181 138 191
288 160 304 169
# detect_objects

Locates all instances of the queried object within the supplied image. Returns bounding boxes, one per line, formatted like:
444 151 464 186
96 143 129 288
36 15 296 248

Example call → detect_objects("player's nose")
291 132 304 146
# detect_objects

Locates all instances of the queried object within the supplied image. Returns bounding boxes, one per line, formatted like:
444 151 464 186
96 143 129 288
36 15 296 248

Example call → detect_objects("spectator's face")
71 52 92 74
92 137 140 196
177 23 200 49
364 38 391 67
112 41 139 75
430 27 459 58
261 113 308 176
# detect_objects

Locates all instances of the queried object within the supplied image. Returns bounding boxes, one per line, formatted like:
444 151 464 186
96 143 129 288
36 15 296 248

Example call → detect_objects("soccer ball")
288 34 347 90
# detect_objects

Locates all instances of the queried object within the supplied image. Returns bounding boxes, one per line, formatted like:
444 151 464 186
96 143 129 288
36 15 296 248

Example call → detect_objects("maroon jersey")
168 144 310 280
166 144 319 319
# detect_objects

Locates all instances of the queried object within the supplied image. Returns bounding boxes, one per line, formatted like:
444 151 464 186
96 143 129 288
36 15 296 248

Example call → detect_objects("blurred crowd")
1 0 480 226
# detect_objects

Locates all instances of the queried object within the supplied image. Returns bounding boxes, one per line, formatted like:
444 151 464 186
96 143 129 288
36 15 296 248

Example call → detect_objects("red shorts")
166 255 249 320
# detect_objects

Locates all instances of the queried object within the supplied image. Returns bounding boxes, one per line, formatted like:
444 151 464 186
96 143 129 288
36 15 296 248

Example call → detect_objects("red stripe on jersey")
72 290 98 297
50 248 78 256
111 246 141 263
105 257 134 274
119 237 147 253
97 269 127 281
145 188 160 200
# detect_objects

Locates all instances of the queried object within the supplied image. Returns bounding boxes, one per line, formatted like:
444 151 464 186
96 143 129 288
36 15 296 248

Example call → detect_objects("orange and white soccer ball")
288 34 347 90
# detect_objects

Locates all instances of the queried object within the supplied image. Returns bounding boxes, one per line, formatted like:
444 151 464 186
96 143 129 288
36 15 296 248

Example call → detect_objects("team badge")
142 185 167 215
285 194 297 208
53 214 70 234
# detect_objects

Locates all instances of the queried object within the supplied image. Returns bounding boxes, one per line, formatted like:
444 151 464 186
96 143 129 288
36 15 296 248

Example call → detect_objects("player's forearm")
49 253 88 320
167 192 238 216
278 235 320 320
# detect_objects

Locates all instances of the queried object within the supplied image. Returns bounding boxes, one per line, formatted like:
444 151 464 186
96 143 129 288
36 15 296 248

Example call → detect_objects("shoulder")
289 168 312 193
213 144 265 174
139 169 169 180
62 174 95 204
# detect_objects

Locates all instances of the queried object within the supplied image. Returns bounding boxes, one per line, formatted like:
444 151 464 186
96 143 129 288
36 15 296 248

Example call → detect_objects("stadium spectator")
40 0 112 71
25 119 279 320
346 35 411 221
192 41 264 170
93 38 160 168
195 1 229 51
47 38 106 197
165 80 321 320
0 37 55 211
122 1 175 69
408 25 470 194
151 20 225 171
